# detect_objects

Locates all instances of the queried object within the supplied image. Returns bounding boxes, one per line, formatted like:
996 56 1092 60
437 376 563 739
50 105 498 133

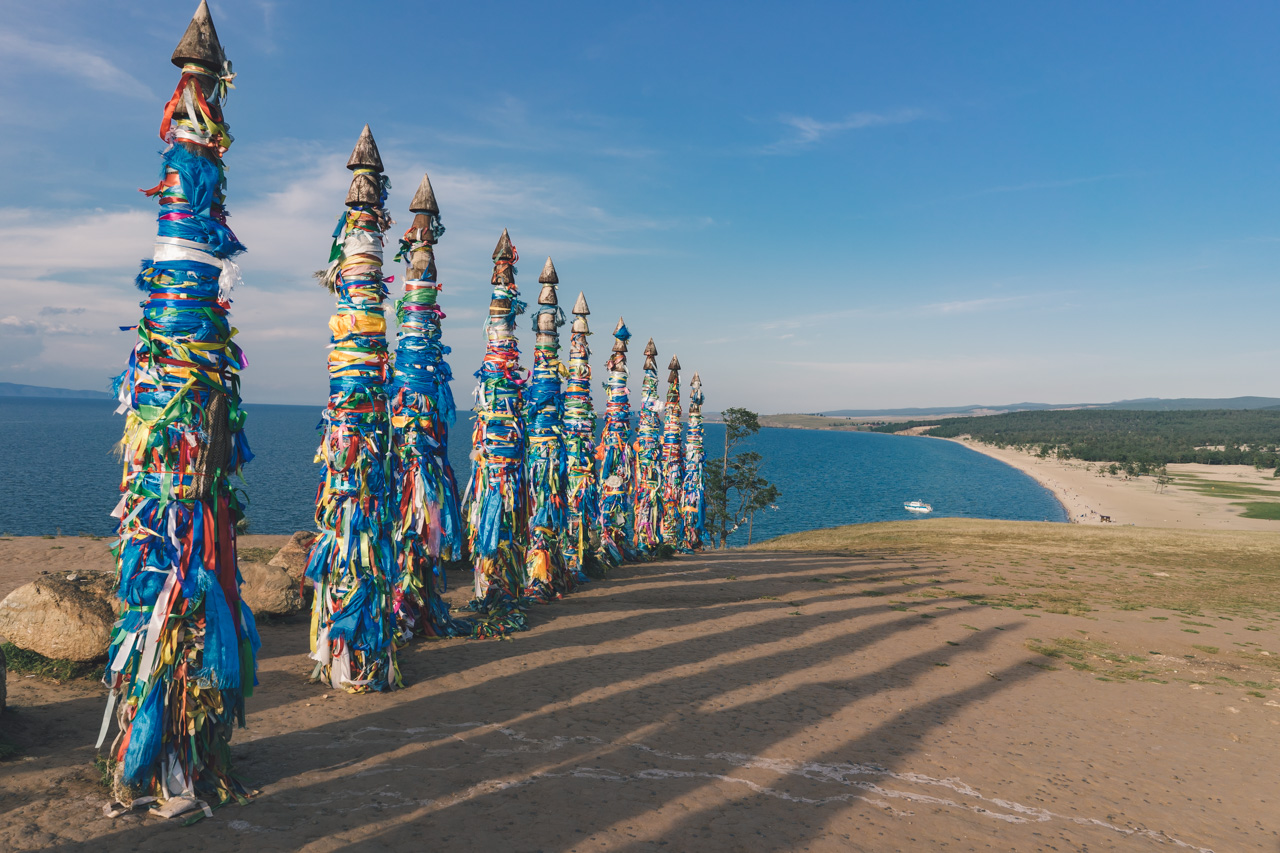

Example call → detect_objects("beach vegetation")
873 408 1280 468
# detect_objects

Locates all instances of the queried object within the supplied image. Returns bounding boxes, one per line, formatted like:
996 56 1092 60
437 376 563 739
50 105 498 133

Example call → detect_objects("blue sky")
2 1 1279 412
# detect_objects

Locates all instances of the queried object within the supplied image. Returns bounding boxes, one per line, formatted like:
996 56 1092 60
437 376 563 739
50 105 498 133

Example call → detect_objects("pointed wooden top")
347 124 383 172
171 0 224 70
614 316 626 335
572 291 589 315
644 338 658 358
493 229 514 261
538 257 558 284
668 355 681 372
409 172 438 214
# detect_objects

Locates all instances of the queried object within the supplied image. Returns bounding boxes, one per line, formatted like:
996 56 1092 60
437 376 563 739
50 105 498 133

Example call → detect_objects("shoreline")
939 437 1077 523
943 436 1280 530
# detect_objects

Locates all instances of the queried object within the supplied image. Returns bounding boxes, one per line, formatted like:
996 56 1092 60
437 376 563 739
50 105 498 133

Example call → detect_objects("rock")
239 561 302 616
0 644 6 713
0 572 118 662
268 531 317 584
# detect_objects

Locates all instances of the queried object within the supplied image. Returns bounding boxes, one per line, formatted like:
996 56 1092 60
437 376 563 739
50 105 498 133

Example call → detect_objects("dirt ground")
1 532 1278 851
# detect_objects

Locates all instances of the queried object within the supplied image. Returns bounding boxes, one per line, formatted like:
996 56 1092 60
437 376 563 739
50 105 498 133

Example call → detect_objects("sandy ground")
3 536 1279 851
947 437 1280 530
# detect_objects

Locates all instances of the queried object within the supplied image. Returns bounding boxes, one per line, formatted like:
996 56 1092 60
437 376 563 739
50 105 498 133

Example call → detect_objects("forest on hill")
874 408 1280 468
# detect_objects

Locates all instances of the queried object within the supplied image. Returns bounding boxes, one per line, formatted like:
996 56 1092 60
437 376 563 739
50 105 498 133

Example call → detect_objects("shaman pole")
680 372 706 551
597 318 634 563
306 125 401 692
524 258 572 600
633 338 664 553
462 230 528 633
100 0 258 813
660 355 684 545
388 173 470 637
563 292 606 578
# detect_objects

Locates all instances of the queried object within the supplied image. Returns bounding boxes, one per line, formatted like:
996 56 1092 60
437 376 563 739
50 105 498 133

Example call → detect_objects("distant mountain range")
0 382 112 400
820 397 1280 418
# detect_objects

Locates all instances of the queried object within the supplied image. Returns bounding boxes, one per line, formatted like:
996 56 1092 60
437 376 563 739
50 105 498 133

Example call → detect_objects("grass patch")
1192 645 1220 655
93 755 116 790
1025 636 1164 682
237 546 278 564
750 519 1280 617
1 642 104 681
1237 651 1280 672
1236 502 1280 520
1174 479 1280 499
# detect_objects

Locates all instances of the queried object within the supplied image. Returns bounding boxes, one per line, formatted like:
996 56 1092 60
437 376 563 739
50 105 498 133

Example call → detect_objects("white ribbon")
152 236 242 301
342 229 383 260
135 569 179 687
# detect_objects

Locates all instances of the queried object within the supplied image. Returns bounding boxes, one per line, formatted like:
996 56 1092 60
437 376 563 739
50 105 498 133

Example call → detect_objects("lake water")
0 398 1066 542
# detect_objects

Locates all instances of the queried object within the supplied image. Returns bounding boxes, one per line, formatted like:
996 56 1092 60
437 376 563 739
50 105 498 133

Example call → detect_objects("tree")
705 408 780 548
728 452 779 545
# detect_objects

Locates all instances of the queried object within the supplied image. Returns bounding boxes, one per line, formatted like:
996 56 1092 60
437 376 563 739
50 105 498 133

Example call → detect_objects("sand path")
3 539 1277 851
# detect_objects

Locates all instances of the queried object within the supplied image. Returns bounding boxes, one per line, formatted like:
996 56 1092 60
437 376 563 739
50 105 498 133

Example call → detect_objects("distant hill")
820 397 1280 418
0 382 112 400
1101 396 1280 411
822 402 1062 418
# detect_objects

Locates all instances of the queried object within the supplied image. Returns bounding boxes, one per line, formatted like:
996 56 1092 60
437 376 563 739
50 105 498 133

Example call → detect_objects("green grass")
237 546 278 563
93 755 116 790
1236 502 1280 520
750 519 1280 617
1172 478 1280 499
1025 636 1166 682
1 642 105 681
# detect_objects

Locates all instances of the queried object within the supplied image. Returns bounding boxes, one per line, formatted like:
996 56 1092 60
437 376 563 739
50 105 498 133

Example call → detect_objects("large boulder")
0 644 6 713
239 561 303 616
268 531 317 584
0 572 118 662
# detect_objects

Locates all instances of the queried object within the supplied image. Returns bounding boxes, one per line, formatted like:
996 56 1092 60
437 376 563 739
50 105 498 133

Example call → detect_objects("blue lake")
0 398 1066 542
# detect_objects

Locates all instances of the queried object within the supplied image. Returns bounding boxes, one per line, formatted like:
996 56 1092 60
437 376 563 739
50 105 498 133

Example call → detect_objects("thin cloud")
762 293 1035 330
923 295 1027 314
765 108 932 153
0 31 154 101
949 173 1135 203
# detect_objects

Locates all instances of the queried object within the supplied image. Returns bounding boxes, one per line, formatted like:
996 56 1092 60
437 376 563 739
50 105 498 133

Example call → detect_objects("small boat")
903 500 933 514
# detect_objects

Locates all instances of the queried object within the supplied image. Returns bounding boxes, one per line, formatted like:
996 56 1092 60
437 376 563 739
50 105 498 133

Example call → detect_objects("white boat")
903 500 933 514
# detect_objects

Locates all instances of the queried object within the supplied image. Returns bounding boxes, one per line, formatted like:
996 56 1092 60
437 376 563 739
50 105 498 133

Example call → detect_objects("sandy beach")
945 437 1280 531
3 523 1279 851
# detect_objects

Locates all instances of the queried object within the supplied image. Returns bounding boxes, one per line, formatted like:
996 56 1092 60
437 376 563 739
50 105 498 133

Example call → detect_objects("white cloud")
0 31 154 101
0 142 675 403
767 108 932 152
922 295 1027 315
1 315 39 334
